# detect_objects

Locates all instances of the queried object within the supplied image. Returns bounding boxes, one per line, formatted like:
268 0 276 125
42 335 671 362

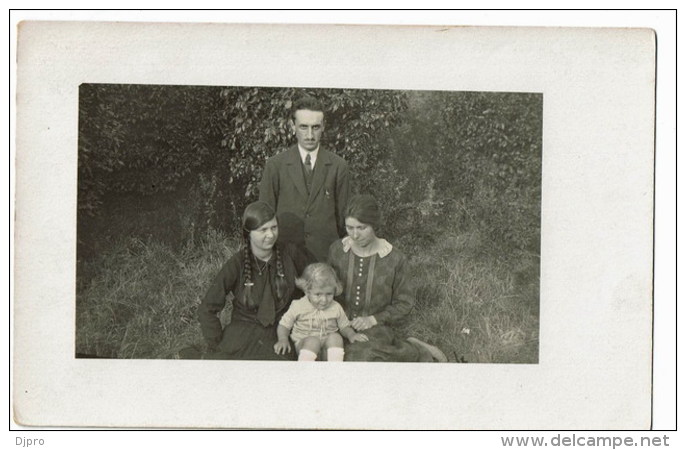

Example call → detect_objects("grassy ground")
76 223 539 362
400 228 539 363
76 230 235 358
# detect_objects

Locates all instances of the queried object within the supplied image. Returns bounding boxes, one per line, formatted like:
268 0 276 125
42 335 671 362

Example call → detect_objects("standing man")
259 96 350 262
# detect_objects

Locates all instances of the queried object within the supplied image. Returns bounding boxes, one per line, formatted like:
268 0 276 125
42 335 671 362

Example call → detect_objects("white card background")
13 20 656 430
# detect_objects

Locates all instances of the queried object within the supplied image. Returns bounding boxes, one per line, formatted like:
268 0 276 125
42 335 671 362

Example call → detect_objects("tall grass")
76 230 237 359
403 228 539 363
76 226 539 362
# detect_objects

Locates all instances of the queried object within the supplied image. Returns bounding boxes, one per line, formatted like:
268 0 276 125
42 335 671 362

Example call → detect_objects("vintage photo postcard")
13 21 655 429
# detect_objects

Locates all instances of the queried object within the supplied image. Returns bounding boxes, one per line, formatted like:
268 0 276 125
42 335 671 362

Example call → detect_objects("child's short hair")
295 263 343 296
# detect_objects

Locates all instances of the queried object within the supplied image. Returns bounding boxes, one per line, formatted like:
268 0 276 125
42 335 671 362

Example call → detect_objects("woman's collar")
341 236 393 258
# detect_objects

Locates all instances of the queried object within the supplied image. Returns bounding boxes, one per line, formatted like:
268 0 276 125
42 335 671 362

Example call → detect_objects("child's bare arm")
274 324 292 354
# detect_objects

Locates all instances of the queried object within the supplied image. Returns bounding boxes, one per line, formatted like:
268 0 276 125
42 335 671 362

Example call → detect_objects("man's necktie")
305 153 313 177
304 154 314 194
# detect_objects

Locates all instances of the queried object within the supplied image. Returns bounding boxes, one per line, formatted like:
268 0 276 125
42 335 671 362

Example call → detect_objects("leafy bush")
436 91 542 252
371 90 542 252
78 84 223 215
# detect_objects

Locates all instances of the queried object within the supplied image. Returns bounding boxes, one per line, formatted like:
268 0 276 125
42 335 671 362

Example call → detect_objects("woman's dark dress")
197 243 309 360
328 237 432 362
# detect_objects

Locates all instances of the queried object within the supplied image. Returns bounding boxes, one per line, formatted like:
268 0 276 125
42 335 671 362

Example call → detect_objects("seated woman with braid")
191 201 311 360
327 194 447 362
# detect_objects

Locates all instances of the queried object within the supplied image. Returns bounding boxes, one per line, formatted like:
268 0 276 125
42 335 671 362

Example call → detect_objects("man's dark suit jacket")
259 145 350 262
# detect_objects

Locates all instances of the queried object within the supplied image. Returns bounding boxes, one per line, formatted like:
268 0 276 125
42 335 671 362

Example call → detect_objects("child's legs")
323 333 345 361
323 332 344 351
297 336 322 361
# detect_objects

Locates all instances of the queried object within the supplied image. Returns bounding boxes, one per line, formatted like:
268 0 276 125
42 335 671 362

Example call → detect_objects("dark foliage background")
78 84 540 253
79 85 409 237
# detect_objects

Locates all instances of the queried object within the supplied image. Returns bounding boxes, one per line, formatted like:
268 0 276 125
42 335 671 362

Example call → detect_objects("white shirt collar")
297 145 319 168
341 236 393 258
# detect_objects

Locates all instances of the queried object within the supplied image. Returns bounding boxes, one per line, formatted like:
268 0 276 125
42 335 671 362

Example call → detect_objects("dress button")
355 302 359 305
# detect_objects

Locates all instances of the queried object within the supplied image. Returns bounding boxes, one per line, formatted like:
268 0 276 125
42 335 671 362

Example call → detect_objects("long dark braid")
274 246 287 300
241 237 257 309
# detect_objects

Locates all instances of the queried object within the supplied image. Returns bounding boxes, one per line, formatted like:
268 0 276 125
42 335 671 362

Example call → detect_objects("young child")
274 263 368 361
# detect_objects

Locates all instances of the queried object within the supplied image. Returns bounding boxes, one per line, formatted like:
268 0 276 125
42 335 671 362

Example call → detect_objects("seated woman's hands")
351 315 377 331
349 332 369 343
273 339 291 355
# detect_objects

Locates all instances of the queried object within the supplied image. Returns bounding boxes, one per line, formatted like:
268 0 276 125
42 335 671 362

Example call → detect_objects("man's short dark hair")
291 95 325 120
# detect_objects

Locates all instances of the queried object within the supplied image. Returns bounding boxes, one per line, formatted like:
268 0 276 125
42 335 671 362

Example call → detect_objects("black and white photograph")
12 18 661 431
75 85 542 364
